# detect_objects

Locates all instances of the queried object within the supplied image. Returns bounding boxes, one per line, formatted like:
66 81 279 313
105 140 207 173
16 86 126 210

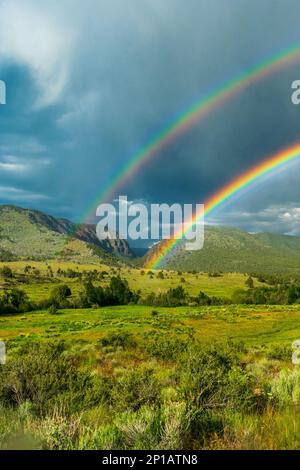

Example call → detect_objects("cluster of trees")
4 264 300 314
141 286 229 307
78 276 139 307
56 268 110 281
251 272 300 286
0 275 139 315
45 276 139 311
142 281 300 307
0 265 14 279
12 264 114 282
23 265 41 276
49 284 72 307
194 291 230 306
0 288 32 313
232 284 300 305
142 286 187 307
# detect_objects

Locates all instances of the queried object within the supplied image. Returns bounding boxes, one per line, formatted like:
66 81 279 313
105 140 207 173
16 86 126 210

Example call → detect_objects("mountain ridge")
2 204 300 273
0 204 133 263
144 224 300 274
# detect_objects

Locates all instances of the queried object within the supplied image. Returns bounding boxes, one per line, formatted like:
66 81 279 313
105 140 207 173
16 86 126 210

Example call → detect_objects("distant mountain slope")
145 225 300 274
0 205 133 263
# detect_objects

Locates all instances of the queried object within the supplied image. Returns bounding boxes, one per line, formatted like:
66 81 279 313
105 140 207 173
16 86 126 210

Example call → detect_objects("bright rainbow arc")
83 42 300 214
146 142 300 269
63 42 300 251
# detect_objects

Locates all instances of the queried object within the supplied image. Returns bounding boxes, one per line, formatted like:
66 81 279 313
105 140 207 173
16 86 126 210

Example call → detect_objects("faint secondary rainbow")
82 42 300 217
146 142 300 269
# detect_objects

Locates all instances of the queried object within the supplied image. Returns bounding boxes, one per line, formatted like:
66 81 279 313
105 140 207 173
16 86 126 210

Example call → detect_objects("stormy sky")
1 0 300 238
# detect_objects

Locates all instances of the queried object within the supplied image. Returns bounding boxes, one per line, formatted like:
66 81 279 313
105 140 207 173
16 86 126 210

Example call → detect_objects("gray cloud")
1 0 300 235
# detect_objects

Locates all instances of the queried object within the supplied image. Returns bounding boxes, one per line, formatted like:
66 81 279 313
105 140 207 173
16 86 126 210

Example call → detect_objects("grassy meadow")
0 261 300 450
0 260 265 299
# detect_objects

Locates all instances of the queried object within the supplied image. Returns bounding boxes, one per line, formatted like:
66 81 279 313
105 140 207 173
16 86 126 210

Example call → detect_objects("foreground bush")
0 338 296 450
0 342 98 416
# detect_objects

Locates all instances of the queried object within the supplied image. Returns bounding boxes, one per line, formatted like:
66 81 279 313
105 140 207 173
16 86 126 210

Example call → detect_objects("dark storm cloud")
1 0 300 233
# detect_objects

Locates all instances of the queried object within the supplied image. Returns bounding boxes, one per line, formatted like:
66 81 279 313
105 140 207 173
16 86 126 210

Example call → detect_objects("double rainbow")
146 142 300 269
63 42 300 255
84 42 300 212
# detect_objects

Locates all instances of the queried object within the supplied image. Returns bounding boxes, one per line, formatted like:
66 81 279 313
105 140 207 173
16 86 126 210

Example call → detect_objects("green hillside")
0 205 131 264
3 205 300 274
145 225 300 273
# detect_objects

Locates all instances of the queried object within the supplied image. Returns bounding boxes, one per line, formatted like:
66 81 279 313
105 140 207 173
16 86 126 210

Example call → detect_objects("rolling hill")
144 225 300 274
0 205 133 264
2 205 300 274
